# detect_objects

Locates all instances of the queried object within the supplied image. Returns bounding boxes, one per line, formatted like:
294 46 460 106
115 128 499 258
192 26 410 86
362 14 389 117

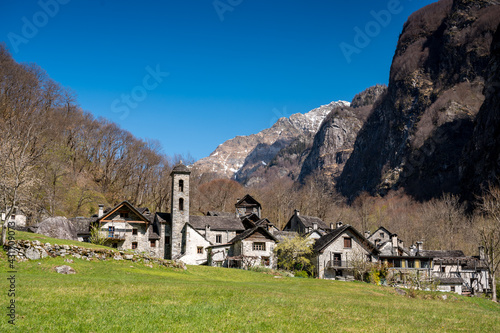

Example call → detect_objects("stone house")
92 201 162 257
283 209 330 234
235 194 262 218
207 225 278 268
313 222 379 279
368 226 490 295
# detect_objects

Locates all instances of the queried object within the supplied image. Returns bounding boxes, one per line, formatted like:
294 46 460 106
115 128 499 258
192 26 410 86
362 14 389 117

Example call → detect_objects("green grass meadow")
1 233 499 332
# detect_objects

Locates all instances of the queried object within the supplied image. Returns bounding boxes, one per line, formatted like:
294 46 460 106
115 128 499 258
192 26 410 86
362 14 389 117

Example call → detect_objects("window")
132 242 138 249
421 260 430 268
179 179 184 192
150 240 156 247
197 247 203 254
262 256 270 266
380 232 384 238
450 286 455 292
108 226 115 238
333 253 342 266
344 237 352 248
253 242 266 251
407 260 414 268
216 234 222 243
165 236 170 245
393 259 402 268
132 228 138 235
441 266 446 273
179 198 184 211
120 212 129 219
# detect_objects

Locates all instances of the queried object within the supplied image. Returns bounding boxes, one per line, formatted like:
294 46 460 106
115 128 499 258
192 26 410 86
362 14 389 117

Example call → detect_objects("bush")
294 270 309 278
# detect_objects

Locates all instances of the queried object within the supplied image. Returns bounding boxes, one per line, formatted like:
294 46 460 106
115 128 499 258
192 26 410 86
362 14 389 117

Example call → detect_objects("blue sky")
0 0 436 160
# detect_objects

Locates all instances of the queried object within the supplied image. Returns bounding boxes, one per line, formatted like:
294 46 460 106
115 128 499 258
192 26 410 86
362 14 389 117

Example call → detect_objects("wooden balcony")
326 260 352 269
103 232 126 241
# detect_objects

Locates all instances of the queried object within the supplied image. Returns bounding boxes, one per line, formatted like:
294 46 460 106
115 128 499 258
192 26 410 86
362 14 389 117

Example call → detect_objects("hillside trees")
0 46 63 244
477 187 500 302
0 45 175 234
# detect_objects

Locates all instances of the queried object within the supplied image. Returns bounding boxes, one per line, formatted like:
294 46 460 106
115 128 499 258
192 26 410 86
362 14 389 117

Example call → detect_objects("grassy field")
1 233 499 332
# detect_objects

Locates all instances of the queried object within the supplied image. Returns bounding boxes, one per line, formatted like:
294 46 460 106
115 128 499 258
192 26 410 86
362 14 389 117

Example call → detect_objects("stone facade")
180 224 212 265
95 202 162 257
170 166 190 258
315 228 377 280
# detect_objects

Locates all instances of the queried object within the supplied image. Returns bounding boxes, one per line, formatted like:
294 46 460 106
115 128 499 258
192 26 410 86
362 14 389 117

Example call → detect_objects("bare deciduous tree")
477 187 500 302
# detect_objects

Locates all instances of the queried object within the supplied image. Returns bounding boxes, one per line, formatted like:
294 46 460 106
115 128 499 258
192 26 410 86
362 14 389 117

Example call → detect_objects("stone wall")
171 172 190 258
5 240 186 269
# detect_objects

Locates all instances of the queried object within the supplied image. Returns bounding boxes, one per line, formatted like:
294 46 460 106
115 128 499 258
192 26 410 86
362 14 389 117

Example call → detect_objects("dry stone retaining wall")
5 240 186 269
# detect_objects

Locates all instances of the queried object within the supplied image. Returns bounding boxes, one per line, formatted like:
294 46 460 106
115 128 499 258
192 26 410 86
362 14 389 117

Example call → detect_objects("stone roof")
297 215 328 230
418 250 465 258
171 163 191 174
206 211 234 217
235 194 261 208
229 226 277 243
313 225 350 252
434 277 463 285
147 225 161 240
69 217 95 234
155 212 171 223
189 215 245 231
274 230 298 241
313 224 379 254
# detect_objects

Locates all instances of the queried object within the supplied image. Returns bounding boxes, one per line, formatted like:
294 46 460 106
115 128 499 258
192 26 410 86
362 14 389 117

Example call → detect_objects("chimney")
336 221 343 228
98 204 104 218
391 234 398 253
364 230 371 238
205 224 210 235
479 246 485 260
416 241 423 254
330 223 334 229
312 222 318 230
294 209 300 216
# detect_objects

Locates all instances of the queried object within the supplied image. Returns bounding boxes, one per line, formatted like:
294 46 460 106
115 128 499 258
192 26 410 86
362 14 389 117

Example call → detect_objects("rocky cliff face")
298 85 387 184
193 101 349 183
461 21 500 199
338 0 500 200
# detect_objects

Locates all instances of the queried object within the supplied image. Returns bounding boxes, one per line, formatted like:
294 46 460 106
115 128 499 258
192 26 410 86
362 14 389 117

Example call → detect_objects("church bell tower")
170 162 190 258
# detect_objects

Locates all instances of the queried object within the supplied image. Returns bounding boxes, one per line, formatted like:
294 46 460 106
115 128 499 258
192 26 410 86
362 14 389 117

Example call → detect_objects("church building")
91 162 278 267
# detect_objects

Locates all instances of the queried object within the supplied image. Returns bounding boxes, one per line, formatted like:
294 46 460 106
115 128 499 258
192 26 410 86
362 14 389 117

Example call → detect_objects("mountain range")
194 0 500 202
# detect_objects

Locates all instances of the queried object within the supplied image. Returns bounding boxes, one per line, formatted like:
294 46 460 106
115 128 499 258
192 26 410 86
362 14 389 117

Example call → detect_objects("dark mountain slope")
338 0 500 200
461 22 500 198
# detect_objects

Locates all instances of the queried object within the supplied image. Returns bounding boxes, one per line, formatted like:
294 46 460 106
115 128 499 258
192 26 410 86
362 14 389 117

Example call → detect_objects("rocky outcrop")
299 85 386 183
194 101 349 184
34 216 79 241
338 0 500 200
461 21 500 198
350 84 387 109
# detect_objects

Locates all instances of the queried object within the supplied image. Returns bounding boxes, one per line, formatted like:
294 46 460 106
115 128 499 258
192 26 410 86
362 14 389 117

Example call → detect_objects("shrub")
294 270 309 278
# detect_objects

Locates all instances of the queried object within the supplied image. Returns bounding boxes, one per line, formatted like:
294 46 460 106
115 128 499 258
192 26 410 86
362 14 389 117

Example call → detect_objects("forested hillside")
0 45 173 221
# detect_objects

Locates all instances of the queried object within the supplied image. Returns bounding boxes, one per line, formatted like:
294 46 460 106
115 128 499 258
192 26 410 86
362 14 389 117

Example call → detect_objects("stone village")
16 162 491 296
